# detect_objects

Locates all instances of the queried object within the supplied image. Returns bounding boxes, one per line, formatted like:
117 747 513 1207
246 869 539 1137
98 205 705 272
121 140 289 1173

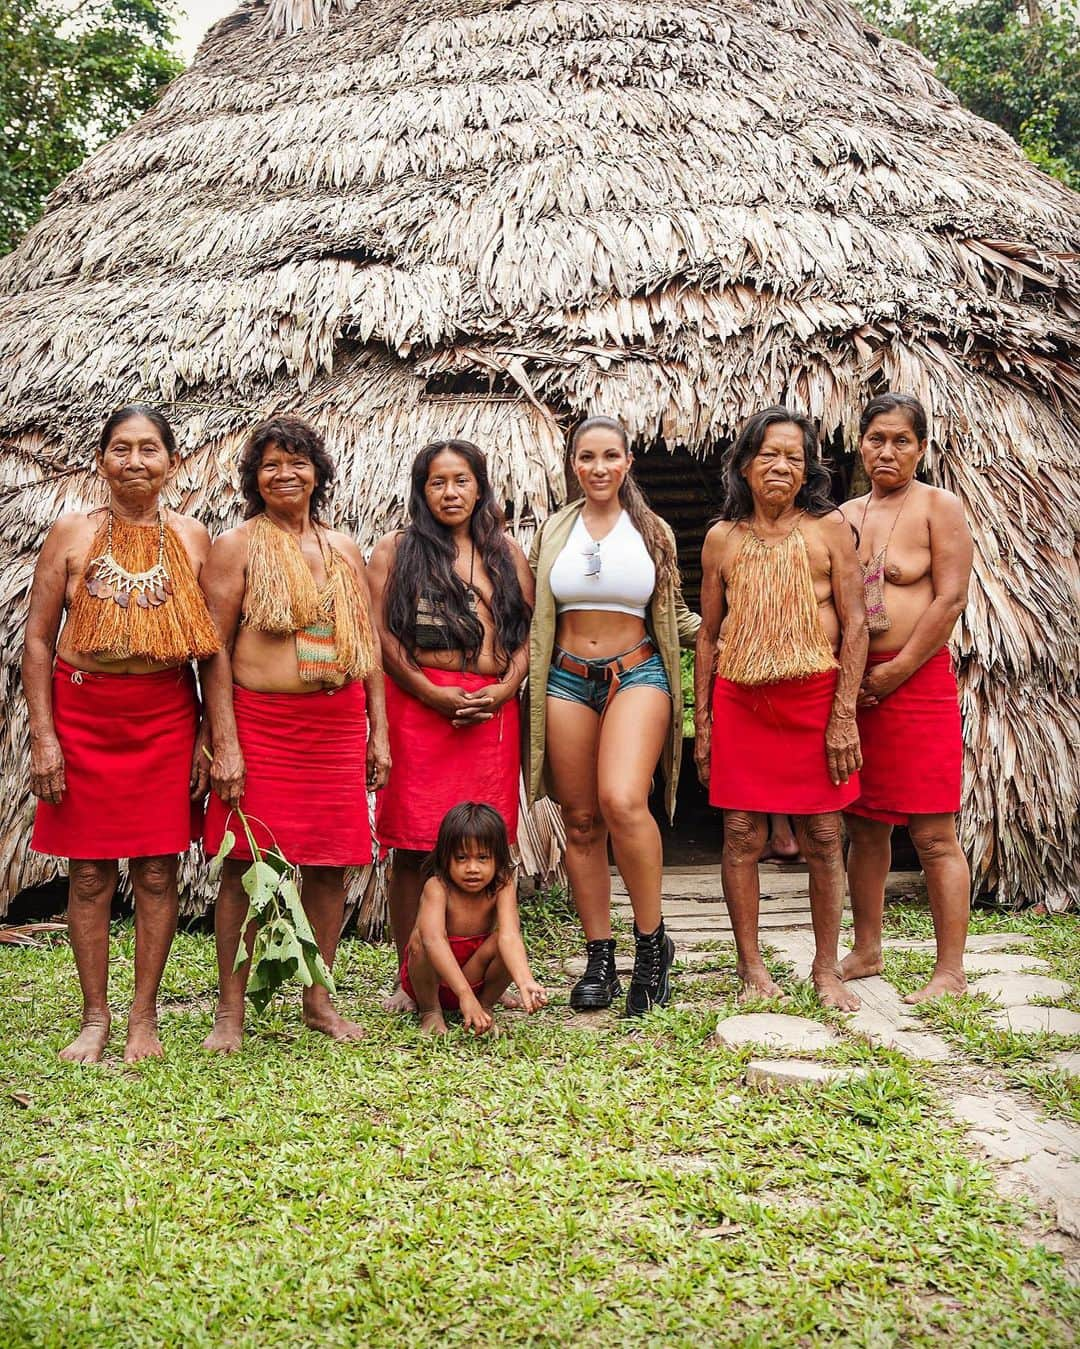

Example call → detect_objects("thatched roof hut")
1 0 1077 915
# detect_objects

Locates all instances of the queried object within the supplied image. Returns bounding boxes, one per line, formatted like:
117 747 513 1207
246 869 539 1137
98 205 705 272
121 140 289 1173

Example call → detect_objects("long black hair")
428 802 514 896
721 406 835 521
385 439 531 666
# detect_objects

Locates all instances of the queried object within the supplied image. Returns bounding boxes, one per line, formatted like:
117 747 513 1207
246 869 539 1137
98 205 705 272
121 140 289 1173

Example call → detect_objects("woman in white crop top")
528 417 699 1017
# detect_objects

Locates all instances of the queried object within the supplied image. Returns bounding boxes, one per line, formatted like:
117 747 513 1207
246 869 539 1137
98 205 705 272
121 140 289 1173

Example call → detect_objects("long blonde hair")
570 417 676 589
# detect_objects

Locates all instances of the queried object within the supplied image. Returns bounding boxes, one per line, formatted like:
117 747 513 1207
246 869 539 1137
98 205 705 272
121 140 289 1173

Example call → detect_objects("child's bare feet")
840 947 884 981
382 984 417 1014
59 1013 111 1064
903 967 967 1004
419 1010 449 1037
123 1014 164 1064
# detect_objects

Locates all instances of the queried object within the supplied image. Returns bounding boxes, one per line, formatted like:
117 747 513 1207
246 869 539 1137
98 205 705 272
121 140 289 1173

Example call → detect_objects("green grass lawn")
2 900 1078 1347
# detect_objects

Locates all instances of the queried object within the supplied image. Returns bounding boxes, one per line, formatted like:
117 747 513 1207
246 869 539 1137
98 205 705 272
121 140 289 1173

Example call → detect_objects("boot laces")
632 934 661 988
583 941 612 982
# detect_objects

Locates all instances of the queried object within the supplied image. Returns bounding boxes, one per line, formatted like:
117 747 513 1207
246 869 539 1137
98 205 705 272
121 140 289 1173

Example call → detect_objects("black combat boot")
625 921 675 1016
569 938 621 1011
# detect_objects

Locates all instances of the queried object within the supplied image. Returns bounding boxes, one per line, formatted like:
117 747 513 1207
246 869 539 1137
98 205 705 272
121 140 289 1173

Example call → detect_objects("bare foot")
59 1015 111 1064
840 948 884 981
419 1010 449 1037
499 989 523 1010
737 963 783 1001
382 984 417 1014
202 1011 244 1054
303 1007 366 1041
813 969 861 1012
903 968 967 1004
123 1016 164 1064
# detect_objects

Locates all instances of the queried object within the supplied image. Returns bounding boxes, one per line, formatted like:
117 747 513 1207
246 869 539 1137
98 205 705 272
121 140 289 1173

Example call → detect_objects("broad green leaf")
278 877 318 946
208 829 236 882
241 860 280 912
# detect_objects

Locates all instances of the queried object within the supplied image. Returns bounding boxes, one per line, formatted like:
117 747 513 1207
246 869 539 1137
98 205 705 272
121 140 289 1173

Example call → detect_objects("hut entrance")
632 442 728 865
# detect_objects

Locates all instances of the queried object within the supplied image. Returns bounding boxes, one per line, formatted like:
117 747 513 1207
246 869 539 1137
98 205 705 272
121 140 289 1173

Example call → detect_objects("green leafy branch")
208 806 336 1014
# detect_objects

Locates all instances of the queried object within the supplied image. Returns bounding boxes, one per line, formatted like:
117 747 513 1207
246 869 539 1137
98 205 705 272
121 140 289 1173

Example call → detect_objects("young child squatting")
401 802 547 1036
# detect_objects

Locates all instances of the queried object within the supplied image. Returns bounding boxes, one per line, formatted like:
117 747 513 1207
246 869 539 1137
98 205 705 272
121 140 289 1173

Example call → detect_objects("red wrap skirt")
32 657 200 860
400 931 489 1010
709 668 860 815
375 668 520 855
204 681 372 866
848 648 962 825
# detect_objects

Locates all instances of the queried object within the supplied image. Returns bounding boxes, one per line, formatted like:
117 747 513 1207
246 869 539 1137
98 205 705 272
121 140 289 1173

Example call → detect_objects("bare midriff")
232 625 345 694
554 610 650 662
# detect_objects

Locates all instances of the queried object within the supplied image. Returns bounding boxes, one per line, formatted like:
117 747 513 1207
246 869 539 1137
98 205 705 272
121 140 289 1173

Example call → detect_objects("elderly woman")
23 405 220 1063
368 440 534 1010
528 416 699 1017
201 416 389 1051
839 393 973 1003
695 407 867 1011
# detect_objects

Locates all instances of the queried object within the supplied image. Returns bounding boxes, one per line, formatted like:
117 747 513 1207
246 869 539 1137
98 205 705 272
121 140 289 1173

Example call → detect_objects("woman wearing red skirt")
201 416 390 1051
23 405 220 1063
840 393 973 1003
367 440 534 1010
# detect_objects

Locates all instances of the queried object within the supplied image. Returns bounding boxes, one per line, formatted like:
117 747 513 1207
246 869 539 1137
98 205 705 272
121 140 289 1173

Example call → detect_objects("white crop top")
549 511 656 618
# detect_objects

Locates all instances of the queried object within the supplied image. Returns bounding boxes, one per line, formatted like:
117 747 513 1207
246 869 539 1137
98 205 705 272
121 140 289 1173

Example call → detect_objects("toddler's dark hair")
429 802 514 895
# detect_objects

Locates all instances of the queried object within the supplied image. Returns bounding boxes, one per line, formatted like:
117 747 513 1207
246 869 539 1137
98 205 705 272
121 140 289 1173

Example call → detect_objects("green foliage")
680 648 695 737
859 0 1080 187
0 0 182 253
3 923 1079 1344
210 814 336 1013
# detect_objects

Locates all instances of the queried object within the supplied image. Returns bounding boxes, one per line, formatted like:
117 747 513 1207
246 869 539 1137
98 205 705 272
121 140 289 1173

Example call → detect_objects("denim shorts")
546 650 671 714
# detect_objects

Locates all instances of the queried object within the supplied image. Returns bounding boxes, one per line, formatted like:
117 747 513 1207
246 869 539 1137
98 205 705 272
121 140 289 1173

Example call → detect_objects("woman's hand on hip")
29 735 66 804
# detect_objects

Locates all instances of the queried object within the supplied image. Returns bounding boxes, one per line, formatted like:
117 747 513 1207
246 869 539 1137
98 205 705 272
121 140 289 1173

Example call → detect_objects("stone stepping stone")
746 1059 868 1090
970 973 1070 1007
962 953 1051 975
990 1006 1080 1036
1052 1051 1080 1077
712 1012 838 1053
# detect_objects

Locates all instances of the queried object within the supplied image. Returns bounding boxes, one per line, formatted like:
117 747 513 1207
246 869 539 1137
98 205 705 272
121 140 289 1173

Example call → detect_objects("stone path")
565 863 1080 1262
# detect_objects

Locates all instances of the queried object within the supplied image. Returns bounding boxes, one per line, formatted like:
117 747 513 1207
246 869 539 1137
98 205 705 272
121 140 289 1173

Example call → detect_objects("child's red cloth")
400 932 490 1010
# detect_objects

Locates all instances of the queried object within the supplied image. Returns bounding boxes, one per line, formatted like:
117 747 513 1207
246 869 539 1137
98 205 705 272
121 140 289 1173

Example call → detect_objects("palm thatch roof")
1 0 1077 917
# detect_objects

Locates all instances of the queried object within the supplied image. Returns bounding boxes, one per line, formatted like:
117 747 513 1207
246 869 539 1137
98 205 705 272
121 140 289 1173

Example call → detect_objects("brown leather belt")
553 638 657 684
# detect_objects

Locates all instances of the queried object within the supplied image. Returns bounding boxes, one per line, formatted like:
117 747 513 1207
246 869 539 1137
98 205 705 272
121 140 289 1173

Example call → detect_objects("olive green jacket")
525 499 700 821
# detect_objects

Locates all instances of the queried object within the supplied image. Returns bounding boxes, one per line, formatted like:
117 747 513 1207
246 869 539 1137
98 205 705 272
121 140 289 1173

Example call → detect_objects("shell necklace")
83 510 173 610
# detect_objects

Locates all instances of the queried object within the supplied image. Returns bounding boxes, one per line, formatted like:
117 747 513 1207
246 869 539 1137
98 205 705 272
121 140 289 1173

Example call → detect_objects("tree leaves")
0 1 182 253
220 809 337 1011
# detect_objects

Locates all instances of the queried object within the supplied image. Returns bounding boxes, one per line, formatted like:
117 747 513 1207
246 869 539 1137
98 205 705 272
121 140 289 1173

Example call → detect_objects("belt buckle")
587 660 614 683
